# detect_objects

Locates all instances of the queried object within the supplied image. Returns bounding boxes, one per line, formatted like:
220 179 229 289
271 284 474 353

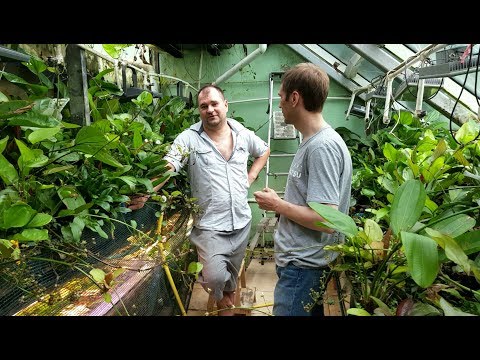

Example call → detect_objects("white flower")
155 140 161 145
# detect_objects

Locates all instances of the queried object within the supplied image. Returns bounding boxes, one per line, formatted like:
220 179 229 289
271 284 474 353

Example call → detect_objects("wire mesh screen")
0 204 196 316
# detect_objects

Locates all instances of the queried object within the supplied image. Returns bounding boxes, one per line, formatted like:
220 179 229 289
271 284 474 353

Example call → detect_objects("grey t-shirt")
163 118 269 231
274 125 352 268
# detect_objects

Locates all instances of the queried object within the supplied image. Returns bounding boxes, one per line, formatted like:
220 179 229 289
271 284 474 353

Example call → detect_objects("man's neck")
203 120 231 140
297 113 326 141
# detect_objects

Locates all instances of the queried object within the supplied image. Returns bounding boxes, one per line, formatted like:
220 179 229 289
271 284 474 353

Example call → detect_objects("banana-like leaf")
401 231 438 288
429 214 475 238
425 228 470 274
308 202 358 239
390 179 426 236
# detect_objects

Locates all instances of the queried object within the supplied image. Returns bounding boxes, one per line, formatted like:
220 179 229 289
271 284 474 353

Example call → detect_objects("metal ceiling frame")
288 43 477 125
349 44 477 125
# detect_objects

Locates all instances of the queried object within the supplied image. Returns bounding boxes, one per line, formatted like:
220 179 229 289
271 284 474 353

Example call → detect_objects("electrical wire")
449 45 474 145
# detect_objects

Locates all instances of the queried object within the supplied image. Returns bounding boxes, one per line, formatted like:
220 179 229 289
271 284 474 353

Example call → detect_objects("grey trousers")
189 222 251 301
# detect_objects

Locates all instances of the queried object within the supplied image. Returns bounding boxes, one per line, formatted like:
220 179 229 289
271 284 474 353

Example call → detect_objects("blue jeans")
273 263 330 316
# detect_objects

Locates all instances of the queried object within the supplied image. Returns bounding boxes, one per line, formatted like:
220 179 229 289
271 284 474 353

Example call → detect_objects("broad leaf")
0 154 18 185
429 214 475 238
15 229 49 242
27 213 53 228
455 230 480 255
28 127 61 144
425 228 470 273
308 202 358 239
2 203 35 229
401 231 438 288
390 179 426 236
439 297 476 316
347 308 371 316
364 219 383 244
90 268 105 283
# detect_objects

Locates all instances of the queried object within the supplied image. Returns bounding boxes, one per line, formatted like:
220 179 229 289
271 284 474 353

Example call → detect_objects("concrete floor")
186 257 349 316
187 257 276 316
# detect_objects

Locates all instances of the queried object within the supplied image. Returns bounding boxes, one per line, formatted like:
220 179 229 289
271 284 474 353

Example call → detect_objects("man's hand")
127 194 150 210
253 187 281 212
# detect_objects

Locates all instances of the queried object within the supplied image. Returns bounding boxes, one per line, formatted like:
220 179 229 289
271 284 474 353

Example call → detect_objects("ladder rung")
270 137 299 140
267 172 289 176
269 153 295 157
248 193 285 203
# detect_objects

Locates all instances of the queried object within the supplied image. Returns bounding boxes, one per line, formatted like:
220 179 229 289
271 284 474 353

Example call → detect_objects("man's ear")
291 91 300 106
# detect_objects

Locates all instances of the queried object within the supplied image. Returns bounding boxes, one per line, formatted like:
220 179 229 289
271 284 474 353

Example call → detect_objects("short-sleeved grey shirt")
274 126 353 268
163 118 269 231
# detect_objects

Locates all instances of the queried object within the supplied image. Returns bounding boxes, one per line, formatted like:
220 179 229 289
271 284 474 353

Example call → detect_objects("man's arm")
248 148 270 185
253 187 336 232
127 162 175 210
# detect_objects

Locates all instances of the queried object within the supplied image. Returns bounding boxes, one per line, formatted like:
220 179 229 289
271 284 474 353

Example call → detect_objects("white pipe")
383 78 394 124
365 99 372 121
345 92 357 119
415 78 425 115
213 44 267 85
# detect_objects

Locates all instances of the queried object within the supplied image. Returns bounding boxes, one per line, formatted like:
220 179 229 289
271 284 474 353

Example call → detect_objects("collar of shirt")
189 117 244 135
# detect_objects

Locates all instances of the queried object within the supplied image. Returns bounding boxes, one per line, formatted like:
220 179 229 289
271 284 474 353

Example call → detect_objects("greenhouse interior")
0 43 479 317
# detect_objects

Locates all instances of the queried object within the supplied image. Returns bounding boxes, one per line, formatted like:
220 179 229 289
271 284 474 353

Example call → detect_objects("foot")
216 291 235 316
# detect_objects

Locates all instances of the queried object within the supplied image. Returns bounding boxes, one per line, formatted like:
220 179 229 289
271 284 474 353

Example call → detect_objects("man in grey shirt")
130 84 269 315
254 63 352 316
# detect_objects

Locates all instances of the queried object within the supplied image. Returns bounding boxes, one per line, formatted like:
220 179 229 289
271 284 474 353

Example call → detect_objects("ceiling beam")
286 44 368 101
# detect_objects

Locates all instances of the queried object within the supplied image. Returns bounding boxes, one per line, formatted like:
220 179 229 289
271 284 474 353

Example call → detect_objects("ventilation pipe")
212 44 268 85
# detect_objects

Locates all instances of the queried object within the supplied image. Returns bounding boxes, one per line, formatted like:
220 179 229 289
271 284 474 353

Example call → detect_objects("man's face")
198 87 228 129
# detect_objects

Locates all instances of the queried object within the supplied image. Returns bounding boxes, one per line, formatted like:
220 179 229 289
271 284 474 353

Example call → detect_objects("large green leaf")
438 297 476 316
346 308 371 316
57 185 86 210
429 214 475 238
390 179 426 236
364 219 383 244
8 110 61 127
15 139 48 174
93 149 124 168
455 120 480 144
26 212 53 228
425 228 470 273
455 230 480 255
2 203 36 229
28 127 61 144
0 100 31 119
401 231 438 288
0 136 8 153
15 229 49 242
73 126 108 154
308 202 358 239
0 71 47 96
0 154 18 185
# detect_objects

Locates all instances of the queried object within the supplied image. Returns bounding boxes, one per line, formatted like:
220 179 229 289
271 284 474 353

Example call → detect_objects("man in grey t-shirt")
254 63 352 316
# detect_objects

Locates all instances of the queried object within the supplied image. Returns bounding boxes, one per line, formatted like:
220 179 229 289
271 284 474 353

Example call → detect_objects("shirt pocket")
191 147 213 167
230 145 249 166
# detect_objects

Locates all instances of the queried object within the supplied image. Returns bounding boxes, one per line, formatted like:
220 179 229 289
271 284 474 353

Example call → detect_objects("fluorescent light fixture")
418 45 479 79
394 74 442 101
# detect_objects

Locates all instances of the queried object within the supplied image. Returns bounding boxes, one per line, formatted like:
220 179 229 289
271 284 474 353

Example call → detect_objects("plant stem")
439 273 480 297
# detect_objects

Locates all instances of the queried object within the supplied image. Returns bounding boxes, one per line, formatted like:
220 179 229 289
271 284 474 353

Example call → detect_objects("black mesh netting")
0 204 197 316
